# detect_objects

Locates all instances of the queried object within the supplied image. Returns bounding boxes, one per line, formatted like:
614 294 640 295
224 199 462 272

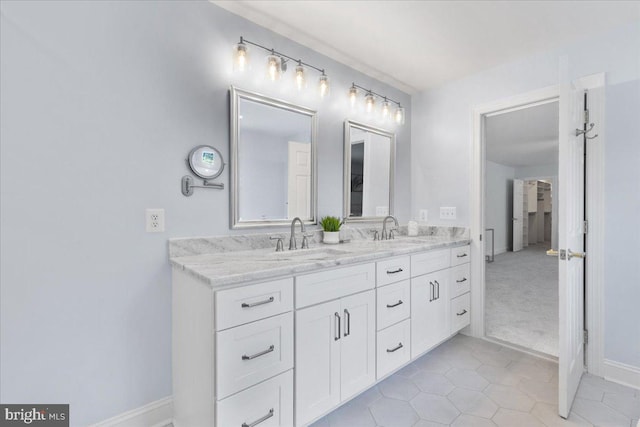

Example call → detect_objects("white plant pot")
323 231 340 244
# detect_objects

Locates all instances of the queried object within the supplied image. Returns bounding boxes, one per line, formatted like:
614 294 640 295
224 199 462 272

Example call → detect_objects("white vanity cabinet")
450 245 471 334
411 267 450 357
295 265 376 427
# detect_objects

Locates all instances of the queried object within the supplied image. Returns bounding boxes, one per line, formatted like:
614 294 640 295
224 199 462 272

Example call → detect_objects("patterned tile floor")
309 334 640 427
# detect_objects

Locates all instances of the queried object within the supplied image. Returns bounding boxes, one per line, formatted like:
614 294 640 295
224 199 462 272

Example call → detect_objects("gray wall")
411 22 640 369
0 1 411 424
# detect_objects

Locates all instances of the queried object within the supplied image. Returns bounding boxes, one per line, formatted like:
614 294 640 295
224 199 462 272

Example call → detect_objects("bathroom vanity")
170 232 471 427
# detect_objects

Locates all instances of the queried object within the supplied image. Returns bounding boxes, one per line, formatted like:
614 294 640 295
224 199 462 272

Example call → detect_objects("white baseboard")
603 359 640 390
89 397 173 427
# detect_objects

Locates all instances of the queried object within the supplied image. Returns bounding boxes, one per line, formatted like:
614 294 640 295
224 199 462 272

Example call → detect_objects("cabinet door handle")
386 342 404 353
456 277 467 283
429 282 434 302
241 296 274 308
241 345 275 360
456 253 468 258
457 309 468 316
434 280 440 300
335 312 341 341
386 268 403 274
241 408 274 427
344 309 351 337
386 300 403 308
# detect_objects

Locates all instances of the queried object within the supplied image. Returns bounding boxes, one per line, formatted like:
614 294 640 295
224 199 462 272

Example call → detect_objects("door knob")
567 249 586 260
546 249 559 257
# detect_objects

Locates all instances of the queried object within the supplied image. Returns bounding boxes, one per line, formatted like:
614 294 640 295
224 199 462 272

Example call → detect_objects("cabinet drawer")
215 278 293 331
377 319 411 379
376 256 411 287
450 293 471 334
217 370 293 427
451 245 471 266
450 263 471 299
376 280 410 330
296 263 375 308
216 312 293 399
411 249 450 277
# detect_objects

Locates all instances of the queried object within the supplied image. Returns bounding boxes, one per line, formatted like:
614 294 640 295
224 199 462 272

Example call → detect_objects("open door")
553 59 588 418
287 141 311 219
512 179 524 252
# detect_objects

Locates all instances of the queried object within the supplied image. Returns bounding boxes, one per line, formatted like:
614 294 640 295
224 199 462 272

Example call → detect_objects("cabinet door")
295 299 341 426
340 290 376 401
411 270 449 358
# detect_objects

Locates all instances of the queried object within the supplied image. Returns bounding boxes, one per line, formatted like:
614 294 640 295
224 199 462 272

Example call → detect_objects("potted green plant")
320 216 341 244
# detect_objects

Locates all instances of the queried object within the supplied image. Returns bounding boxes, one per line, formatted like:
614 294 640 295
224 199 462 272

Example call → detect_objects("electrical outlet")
419 209 428 222
439 207 456 220
146 208 165 232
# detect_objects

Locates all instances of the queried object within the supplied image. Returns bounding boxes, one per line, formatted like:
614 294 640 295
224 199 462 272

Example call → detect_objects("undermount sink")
267 246 351 260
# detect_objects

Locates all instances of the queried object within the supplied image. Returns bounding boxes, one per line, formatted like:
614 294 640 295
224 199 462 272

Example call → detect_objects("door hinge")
583 220 589 234
584 329 589 344
583 109 590 125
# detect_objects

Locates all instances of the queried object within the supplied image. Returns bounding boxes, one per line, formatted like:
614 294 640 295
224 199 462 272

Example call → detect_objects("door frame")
469 74 605 376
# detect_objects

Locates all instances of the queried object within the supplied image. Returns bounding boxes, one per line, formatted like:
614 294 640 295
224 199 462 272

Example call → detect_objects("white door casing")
512 179 524 252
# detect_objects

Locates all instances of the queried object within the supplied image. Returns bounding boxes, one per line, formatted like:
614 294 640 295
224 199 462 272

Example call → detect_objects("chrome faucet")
381 215 399 240
289 217 306 250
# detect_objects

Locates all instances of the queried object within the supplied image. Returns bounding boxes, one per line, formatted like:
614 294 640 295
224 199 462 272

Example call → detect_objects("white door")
295 299 341 426
411 270 449 358
287 141 311 219
512 179 524 252
556 65 587 418
339 290 376 400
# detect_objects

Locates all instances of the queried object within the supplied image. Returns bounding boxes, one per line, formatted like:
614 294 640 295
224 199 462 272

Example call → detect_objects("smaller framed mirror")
188 145 224 179
343 120 395 222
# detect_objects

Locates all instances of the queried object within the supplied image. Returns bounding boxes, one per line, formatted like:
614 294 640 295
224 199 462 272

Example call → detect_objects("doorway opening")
483 100 560 357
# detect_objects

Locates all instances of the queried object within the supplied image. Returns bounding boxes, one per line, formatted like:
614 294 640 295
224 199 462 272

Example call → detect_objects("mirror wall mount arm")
181 176 224 197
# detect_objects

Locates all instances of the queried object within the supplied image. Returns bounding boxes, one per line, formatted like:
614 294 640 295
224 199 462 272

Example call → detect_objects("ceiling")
212 1 639 93
485 101 559 168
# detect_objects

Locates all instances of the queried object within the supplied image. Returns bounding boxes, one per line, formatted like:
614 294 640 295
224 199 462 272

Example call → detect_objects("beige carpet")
485 244 559 356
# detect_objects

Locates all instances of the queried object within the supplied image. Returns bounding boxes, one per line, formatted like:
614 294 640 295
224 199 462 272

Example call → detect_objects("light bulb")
349 86 358 108
365 93 375 114
234 41 248 72
395 106 405 125
295 63 306 90
382 99 390 120
319 73 330 97
267 54 281 81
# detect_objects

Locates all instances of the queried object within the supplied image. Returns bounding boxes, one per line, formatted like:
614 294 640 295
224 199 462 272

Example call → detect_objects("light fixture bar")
239 36 325 74
351 83 402 107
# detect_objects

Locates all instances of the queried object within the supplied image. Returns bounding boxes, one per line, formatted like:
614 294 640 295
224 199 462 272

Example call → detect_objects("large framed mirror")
343 120 395 221
230 87 317 228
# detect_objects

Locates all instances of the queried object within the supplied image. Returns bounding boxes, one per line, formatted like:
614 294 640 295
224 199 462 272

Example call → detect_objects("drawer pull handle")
335 312 341 341
241 408 274 427
241 296 274 308
386 268 404 274
344 309 351 337
457 309 468 316
429 281 434 302
386 342 404 353
456 277 467 283
386 300 404 308
434 280 440 300
242 345 275 360
456 253 468 258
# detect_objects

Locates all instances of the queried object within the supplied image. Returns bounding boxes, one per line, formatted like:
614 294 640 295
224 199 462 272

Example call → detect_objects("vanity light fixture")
349 83 406 125
233 36 329 97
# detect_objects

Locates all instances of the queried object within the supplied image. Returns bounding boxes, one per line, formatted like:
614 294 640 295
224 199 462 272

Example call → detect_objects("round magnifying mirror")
188 145 224 179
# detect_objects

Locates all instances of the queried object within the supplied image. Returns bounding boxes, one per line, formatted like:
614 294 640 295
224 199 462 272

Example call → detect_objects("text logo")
0 405 69 426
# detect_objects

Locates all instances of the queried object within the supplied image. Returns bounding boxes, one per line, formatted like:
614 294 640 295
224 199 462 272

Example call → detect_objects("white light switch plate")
146 208 165 232
439 207 456 220
419 209 428 222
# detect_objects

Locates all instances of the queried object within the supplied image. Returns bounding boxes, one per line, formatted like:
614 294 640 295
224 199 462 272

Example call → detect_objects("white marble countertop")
170 235 471 289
